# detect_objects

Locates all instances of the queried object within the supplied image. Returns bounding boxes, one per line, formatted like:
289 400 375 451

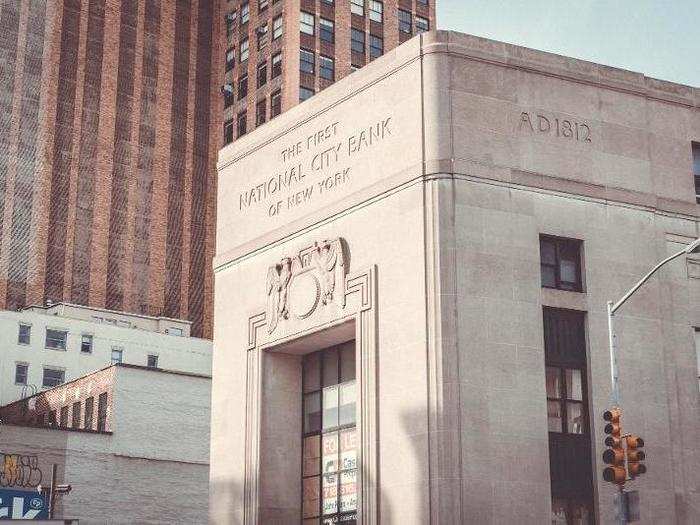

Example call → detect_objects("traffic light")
602 408 626 484
625 435 646 478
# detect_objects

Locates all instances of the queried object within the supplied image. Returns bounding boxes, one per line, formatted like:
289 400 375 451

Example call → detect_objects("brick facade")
220 0 436 146
0 365 115 432
0 1 222 338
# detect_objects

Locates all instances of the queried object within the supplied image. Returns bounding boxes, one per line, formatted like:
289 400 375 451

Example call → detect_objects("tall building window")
84 397 94 430
15 363 28 385
18 324 31 345
147 354 158 368
415 15 429 33
271 52 282 78
71 401 81 428
257 23 269 50
256 99 267 126
351 29 365 54
241 2 249 25
350 0 364 16
369 34 383 58
369 0 383 22
225 11 236 38
273 15 283 40
238 74 248 99
240 38 249 62
300 48 315 74
543 308 594 524
300 11 315 35
302 343 357 522
257 61 268 88
320 18 334 43
398 9 412 34
45 329 67 350
59 406 69 427
111 347 123 364
237 111 247 138
300 86 315 103
226 47 235 71
540 236 583 292
224 118 234 144
97 392 108 431
259 0 269 11
224 86 234 108
42 368 65 388
81 334 93 353
692 142 700 204
319 55 335 80
271 90 282 118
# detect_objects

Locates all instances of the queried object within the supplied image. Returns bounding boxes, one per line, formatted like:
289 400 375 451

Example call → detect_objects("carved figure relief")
265 238 347 333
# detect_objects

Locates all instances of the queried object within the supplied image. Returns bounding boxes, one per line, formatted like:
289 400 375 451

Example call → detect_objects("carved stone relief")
265 238 347 333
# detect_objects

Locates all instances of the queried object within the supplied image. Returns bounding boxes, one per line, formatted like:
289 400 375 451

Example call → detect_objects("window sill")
45 347 67 352
541 288 588 312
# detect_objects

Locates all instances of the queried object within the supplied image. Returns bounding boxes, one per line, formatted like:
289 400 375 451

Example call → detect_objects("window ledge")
541 288 588 312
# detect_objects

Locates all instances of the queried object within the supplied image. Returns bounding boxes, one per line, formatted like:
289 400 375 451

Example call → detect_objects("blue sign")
0 489 47 520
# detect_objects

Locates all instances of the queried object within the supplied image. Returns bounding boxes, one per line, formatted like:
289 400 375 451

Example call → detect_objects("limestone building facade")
210 31 700 524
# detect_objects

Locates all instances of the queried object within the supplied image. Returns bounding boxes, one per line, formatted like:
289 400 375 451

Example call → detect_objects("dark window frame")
18 324 31 345
15 363 28 385
540 235 584 292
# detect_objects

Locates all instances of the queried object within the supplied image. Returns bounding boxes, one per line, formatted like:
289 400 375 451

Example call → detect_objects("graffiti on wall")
0 454 42 489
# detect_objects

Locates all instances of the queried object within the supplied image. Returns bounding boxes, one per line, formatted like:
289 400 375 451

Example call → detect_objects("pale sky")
436 0 700 87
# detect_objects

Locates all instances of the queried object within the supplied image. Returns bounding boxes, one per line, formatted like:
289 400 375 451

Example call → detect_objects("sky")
436 0 700 87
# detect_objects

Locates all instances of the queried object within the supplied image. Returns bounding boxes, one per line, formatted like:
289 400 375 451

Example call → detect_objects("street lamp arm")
610 248 687 315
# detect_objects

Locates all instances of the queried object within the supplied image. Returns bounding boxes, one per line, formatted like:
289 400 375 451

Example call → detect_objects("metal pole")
607 301 620 408
48 464 57 519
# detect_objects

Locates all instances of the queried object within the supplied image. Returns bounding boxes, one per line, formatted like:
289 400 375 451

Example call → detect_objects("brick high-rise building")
0 0 222 337
220 0 436 146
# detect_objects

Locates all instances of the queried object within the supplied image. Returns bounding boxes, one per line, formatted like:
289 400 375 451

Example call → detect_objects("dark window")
84 397 94 430
238 74 248 100
224 88 234 108
693 142 700 204
42 368 64 388
257 62 267 88
45 328 67 350
147 354 158 368
543 308 594 523
18 324 30 345
302 342 357 522
81 334 93 353
320 18 334 43
224 118 234 144
415 15 429 33
540 236 583 292
59 406 69 427
71 401 81 428
225 47 235 71
272 15 283 40
241 2 249 25
398 9 412 34
15 363 28 385
256 99 267 126
369 34 383 58
271 90 282 118
97 392 108 431
351 29 365 54
300 86 315 103
300 48 315 74
225 12 236 38
257 23 268 50
237 111 247 137
111 347 123 364
271 52 282 78
319 55 334 80
48 410 57 426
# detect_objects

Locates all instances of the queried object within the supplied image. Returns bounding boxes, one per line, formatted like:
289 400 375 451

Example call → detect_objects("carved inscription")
238 118 393 218
519 112 591 143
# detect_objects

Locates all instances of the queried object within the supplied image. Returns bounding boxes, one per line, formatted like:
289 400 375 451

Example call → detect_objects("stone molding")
244 264 378 525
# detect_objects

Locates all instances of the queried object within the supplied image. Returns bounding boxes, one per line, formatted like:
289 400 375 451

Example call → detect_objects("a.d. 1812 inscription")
519 112 591 143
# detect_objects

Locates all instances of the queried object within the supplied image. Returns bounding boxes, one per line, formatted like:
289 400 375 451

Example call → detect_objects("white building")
0 363 210 523
0 302 212 406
